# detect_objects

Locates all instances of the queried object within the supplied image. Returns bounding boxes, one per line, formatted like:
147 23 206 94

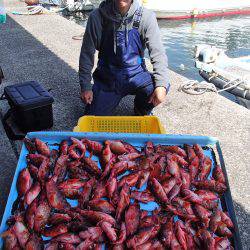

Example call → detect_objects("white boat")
194 45 250 100
140 0 250 19
64 0 94 12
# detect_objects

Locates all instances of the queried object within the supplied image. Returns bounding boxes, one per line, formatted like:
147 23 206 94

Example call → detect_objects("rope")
11 5 66 15
72 32 84 40
179 77 244 96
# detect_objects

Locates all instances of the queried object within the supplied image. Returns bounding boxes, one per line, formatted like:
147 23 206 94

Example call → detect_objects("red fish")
59 140 68 155
46 176 70 210
68 137 86 160
125 202 140 236
167 158 180 179
82 138 103 155
144 141 154 156
34 138 50 157
182 189 203 204
76 209 116 226
106 140 127 155
118 152 141 162
130 190 155 203
12 220 30 248
38 158 50 184
58 179 86 190
25 233 43 250
126 226 155 249
180 169 191 190
92 181 107 200
27 154 47 167
216 222 233 238
48 213 71 225
215 237 232 250
25 199 38 230
110 161 129 177
118 172 140 189
213 165 226 184
170 153 189 167
24 138 36 154
184 144 196 162
24 182 41 205
106 177 117 199
78 178 95 208
163 145 187 158
193 144 205 161
82 157 101 177
116 184 130 221
79 227 103 241
42 224 68 237
100 143 113 168
88 199 115 214
168 183 182 201
34 200 51 233
75 239 94 250
17 168 32 197
220 211 234 228
210 210 222 233
198 156 212 180
192 179 227 193
137 170 150 189
195 190 218 201
1 229 19 250
28 163 39 180
198 229 215 250
194 204 212 228
171 233 182 250
99 220 117 242
162 177 177 195
189 156 199 180
52 233 82 244
150 178 169 204
175 220 187 250
115 222 127 244
122 142 140 153
54 155 69 182
45 242 58 250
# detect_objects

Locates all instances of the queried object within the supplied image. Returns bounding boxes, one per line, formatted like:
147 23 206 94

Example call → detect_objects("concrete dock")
0 0 249 248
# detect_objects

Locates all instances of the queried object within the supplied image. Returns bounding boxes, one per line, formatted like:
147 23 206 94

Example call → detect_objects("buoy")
180 64 185 70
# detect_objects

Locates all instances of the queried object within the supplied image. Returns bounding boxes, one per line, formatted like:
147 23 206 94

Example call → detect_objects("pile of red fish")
1 137 234 249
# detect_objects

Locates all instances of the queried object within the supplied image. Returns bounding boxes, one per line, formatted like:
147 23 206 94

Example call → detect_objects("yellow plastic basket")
73 116 166 134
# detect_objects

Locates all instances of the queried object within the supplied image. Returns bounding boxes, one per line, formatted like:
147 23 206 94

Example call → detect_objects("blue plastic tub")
0 132 242 249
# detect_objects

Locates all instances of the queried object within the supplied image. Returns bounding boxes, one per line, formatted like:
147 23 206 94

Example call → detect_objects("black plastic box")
3 81 54 132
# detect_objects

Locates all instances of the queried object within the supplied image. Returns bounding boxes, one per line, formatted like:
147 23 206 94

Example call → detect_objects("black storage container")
3 81 54 135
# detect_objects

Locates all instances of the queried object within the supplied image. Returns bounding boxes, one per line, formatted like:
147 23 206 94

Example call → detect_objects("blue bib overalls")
85 7 155 116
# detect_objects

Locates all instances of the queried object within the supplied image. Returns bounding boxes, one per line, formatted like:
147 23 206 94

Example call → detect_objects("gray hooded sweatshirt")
79 0 169 91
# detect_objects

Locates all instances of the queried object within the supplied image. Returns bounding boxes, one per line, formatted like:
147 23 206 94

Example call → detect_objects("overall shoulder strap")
133 6 143 29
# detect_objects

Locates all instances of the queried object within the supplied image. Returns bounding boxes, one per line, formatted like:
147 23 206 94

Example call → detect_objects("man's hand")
81 90 93 105
148 87 167 107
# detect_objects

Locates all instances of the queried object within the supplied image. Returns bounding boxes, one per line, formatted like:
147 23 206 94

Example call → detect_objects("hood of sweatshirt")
99 0 140 24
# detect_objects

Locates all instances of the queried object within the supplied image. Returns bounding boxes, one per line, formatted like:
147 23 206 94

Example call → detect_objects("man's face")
115 0 133 10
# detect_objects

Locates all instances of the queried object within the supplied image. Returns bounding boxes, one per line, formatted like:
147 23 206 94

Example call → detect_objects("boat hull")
141 0 250 19
156 8 250 20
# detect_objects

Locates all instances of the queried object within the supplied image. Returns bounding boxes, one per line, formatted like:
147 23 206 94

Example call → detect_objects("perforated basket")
73 116 166 134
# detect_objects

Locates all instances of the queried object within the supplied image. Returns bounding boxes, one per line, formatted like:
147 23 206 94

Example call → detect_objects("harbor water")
63 2 250 106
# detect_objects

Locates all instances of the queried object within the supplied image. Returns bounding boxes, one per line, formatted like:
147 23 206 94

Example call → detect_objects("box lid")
4 81 54 111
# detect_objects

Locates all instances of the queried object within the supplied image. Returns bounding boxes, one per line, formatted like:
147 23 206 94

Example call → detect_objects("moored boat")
194 45 250 101
140 0 250 20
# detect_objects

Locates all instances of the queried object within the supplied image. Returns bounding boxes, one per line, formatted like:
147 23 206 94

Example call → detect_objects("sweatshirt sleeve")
79 10 102 91
142 10 170 91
